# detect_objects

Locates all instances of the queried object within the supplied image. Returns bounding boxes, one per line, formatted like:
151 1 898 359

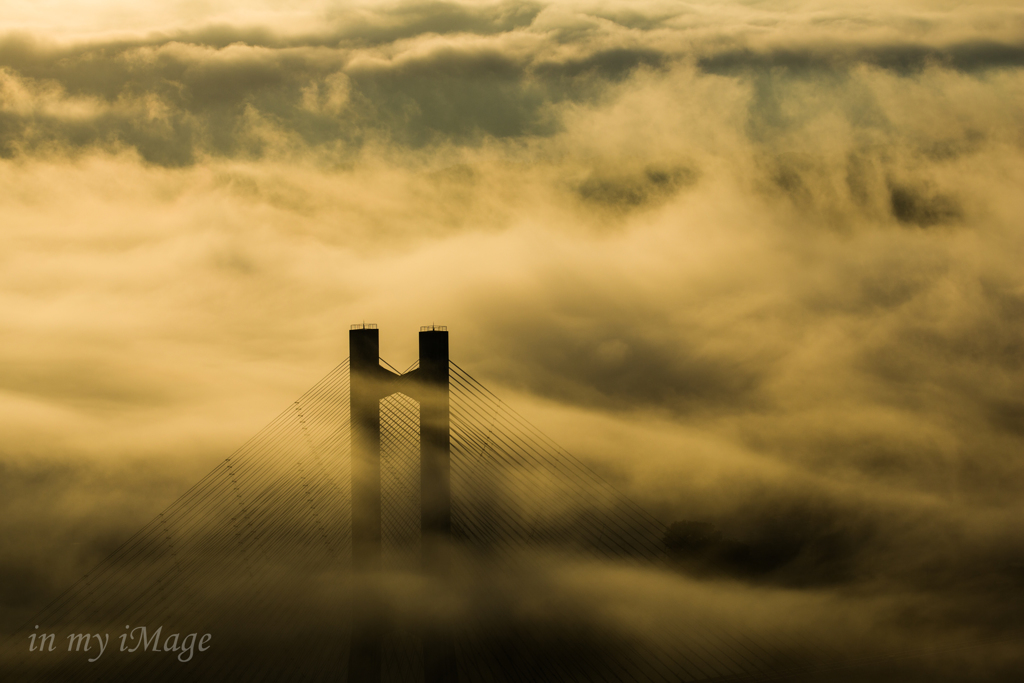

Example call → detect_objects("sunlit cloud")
1 1 1022 677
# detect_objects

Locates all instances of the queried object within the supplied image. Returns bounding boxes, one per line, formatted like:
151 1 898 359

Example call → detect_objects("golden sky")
1 0 1023 676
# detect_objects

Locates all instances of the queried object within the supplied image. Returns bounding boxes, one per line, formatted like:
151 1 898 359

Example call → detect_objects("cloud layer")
1 1 1023 677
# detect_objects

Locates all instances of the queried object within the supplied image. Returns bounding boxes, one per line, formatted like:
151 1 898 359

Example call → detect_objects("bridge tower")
348 324 456 683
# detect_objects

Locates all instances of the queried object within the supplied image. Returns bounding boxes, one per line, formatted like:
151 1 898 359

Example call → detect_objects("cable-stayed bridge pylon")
2 326 838 682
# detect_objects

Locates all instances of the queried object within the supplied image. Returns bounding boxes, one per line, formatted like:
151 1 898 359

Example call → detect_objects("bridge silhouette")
2 327 994 682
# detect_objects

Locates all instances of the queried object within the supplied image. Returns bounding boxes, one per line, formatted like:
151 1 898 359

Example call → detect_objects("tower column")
349 326 384 571
416 328 457 683
348 325 394 683
418 329 451 553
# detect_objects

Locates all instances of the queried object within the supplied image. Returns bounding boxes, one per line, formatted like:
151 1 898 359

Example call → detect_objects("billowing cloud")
1 1 1023 679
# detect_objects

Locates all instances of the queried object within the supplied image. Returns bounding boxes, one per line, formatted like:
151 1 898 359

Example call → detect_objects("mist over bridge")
3 325 936 683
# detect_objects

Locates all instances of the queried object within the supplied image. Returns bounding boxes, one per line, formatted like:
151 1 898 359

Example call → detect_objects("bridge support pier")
416 329 452 565
348 326 390 683
346 325 456 683
415 329 458 683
